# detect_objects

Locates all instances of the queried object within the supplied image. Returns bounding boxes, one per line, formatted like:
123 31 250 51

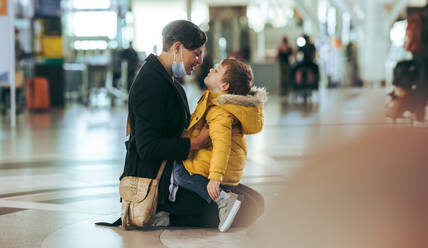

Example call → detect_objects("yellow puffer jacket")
183 87 267 186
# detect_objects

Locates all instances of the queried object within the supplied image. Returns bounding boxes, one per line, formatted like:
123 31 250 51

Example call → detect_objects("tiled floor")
0 85 425 248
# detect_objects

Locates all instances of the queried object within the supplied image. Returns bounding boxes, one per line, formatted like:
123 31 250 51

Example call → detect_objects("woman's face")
180 45 204 75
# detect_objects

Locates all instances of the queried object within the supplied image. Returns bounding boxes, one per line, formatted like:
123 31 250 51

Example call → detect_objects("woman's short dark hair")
221 58 253 96
162 20 207 51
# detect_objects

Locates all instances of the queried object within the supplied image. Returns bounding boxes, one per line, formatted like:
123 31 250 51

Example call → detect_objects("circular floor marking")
160 228 249 248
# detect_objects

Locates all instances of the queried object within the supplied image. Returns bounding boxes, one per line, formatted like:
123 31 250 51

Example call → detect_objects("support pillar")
329 0 362 26
186 0 192 21
386 0 409 27
358 0 389 85
212 20 221 63
293 0 320 37
231 18 240 53
9 0 16 127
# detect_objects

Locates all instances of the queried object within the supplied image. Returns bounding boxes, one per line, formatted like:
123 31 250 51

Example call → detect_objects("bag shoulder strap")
127 114 167 180
126 115 131 137
155 160 167 180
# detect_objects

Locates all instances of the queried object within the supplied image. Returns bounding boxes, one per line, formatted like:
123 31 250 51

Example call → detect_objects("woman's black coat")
121 54 191 204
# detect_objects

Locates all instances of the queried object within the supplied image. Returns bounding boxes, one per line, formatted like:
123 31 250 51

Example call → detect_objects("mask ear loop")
179 46 183 62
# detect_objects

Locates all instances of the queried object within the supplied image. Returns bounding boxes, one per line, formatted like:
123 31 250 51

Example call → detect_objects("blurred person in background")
121 41 140 92
277 36 293 96
1 28 26 115
290 34 320 99
345 42 363 87
298 34 316 64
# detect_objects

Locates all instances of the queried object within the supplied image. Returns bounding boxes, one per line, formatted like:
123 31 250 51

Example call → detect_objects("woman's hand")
207 180 221 200
190 124 211 151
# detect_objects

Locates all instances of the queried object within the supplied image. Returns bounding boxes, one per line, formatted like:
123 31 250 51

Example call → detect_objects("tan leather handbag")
120 115 166 230
119 161 166 230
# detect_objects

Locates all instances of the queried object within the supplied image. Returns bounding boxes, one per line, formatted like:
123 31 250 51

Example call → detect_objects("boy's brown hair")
221 59 253 95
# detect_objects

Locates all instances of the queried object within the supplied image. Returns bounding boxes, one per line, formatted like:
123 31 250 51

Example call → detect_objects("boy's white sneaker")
216 192 241 232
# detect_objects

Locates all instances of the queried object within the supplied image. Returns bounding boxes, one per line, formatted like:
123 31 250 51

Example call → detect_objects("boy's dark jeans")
173 161 218 203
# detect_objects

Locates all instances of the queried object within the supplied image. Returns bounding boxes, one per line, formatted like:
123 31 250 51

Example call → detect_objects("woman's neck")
157 53 173 77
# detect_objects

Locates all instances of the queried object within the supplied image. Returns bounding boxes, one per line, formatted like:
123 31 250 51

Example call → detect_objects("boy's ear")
221 82 230 91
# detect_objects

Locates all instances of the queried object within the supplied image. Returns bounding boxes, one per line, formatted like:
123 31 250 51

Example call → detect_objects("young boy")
169 58 267 232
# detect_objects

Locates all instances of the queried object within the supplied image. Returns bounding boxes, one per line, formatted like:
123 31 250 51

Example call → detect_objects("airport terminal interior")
1 0 428 247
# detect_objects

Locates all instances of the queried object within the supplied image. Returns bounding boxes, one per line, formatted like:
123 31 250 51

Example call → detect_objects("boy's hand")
207 180 220 200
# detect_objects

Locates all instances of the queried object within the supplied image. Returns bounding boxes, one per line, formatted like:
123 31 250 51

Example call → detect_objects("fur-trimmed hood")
216 87 268 107
213 87 267 135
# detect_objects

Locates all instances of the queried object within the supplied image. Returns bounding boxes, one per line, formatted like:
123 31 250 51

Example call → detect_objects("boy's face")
204 63 229 92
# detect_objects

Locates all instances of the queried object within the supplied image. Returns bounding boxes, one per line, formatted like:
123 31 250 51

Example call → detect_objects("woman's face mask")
172 46 186 78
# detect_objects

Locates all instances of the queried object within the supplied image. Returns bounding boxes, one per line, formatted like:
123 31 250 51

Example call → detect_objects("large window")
133 2 186 54
72 11 117 38
72 0 111 10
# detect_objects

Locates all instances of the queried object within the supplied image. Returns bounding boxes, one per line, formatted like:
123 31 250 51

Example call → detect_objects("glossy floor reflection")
0 86 424 248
